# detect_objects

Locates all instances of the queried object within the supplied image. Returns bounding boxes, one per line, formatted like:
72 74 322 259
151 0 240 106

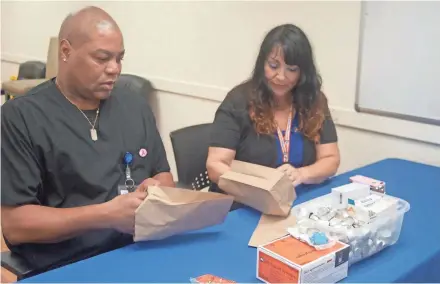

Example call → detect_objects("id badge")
118 183 137 195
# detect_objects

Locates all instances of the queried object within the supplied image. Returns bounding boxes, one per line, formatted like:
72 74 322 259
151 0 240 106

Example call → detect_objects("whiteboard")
356 1 440 126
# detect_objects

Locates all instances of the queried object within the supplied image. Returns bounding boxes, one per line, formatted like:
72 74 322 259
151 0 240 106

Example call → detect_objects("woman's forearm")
206 148 236 184
299 156 340 185
207 160 231 184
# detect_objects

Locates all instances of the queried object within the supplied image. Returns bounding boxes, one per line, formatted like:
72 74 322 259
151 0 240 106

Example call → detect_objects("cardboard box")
347 194 398 224
331 183 370 209
257 236 350 283
349 175 386 194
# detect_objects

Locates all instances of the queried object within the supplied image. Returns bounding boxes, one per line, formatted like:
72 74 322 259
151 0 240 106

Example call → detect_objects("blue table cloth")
21 158 440 283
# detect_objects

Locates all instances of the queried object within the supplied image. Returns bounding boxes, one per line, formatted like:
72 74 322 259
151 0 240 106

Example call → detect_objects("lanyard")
123 152 135 192
276 106 293 163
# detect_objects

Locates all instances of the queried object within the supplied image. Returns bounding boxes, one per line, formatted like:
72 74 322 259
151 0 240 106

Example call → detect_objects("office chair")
17 61 46 80
115 74 154 102
169 123 244 211
170 123 212 190
1 61 46 100
1 37 58 100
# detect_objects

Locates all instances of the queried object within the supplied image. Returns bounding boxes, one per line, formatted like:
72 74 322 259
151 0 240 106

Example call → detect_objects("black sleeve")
319 99 338 144
1 102 43 206
210 90 244 150
144 106 171 176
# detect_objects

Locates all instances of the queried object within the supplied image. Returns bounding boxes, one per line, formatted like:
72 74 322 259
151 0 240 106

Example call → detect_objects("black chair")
170 123 212 190
170 124 244 211
0 74 155 281
1 60 47 101
17 61 46 80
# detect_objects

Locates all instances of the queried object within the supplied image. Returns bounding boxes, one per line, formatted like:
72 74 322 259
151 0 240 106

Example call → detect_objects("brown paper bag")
218 160 296 216
248 213 297 247
134 186 234 242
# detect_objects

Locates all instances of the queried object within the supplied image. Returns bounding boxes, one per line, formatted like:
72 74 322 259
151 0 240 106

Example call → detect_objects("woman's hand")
277 164 306 187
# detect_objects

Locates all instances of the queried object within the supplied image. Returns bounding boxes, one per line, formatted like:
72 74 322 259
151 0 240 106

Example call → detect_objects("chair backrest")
17 61 46 79
114 74 154 101
170 123 212 189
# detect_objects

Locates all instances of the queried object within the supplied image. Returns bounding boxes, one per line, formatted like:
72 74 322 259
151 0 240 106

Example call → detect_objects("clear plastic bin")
291 193 410 266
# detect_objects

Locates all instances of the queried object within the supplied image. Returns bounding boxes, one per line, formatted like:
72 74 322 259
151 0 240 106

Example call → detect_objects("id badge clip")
119 152 137 195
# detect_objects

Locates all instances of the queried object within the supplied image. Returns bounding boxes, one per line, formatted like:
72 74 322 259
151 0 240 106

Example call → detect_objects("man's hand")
136 178 161 192
277 164 305 187
102 191 148 235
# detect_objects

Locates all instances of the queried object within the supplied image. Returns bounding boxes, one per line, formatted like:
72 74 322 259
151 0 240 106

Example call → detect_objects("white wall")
1 1 439 179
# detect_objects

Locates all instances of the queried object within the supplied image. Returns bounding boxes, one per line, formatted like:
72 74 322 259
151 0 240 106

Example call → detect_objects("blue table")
21 158 440 283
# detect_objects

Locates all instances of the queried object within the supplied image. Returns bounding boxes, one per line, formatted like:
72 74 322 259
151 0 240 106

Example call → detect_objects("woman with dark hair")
207 24 340 195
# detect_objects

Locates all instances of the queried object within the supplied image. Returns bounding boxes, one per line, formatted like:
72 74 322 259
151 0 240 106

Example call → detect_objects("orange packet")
191 274 236 283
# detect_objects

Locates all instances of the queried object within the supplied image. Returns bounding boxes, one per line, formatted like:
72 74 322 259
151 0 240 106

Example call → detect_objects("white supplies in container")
291 191 410 266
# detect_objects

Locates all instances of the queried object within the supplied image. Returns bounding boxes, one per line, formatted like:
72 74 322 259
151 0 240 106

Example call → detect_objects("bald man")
1 6 174 273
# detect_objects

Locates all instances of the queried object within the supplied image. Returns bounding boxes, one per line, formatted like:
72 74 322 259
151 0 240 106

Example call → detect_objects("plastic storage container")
291 193 410 266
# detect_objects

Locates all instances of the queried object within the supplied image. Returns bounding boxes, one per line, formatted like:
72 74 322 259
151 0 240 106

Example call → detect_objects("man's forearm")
1 204 110 245
153 172 175 187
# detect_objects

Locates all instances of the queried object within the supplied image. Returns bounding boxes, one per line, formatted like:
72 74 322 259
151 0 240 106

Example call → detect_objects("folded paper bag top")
218 160 297 217
248 213 297 247
134 186 234 242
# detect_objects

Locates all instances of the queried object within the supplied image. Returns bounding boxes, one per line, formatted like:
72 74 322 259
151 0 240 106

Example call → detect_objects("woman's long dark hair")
248 24 329 143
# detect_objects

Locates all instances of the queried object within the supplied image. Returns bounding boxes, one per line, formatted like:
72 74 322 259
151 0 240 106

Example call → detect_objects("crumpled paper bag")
134 186 234 242
218 160 296 216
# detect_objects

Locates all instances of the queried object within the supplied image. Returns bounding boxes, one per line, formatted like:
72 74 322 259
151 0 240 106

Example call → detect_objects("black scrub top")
209 82 337 191
1 78 170 271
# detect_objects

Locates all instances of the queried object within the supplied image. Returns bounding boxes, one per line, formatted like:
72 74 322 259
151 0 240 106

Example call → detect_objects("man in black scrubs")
1 6 175 273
